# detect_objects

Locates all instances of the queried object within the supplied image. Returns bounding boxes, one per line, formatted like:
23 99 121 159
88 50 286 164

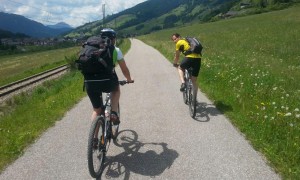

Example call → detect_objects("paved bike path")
0 39 280 180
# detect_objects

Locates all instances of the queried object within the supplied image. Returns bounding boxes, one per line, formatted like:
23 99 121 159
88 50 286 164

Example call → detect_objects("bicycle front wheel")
188 81 196 118
183 83 188 105
87 116 106 178
112 103 120 139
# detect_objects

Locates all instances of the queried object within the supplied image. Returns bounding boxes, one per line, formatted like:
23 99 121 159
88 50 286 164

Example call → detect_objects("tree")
163 15 178 29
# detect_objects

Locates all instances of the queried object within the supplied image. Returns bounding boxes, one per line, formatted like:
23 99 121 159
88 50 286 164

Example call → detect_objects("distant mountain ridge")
47 22 73 29
0 12 73 38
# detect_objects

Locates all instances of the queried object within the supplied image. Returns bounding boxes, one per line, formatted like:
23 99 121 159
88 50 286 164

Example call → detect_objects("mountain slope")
0 12 73 38
66 0 298 38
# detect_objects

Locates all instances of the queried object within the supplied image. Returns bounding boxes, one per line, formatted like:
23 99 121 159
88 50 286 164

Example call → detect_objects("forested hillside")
66 0 299 37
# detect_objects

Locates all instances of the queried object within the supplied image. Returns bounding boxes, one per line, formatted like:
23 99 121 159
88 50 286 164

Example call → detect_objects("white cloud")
1 0 147 27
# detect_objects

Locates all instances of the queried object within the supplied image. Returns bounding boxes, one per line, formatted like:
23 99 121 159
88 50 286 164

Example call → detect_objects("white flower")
272 102 276 105
284 112 292 116
294 108 299 112
296 114 300 118
273 87 278 90
286 94 290 97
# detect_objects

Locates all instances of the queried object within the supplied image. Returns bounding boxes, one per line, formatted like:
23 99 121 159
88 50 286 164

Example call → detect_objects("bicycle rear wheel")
188 80 196 118
87 116 106 178
112 103 120 139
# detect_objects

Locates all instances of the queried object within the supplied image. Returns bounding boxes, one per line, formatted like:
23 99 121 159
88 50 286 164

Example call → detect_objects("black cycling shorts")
85 73 119 109
180 57 201 77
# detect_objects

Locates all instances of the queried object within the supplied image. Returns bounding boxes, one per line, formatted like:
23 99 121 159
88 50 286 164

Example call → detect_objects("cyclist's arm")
173 50 180 65
118 60 133 82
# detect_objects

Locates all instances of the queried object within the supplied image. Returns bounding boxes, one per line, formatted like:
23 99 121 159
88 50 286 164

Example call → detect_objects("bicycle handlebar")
119 80 134 86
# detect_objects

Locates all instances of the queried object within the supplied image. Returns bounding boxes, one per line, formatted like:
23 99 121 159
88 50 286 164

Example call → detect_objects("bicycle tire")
183 71 190 104
183 83 188 104
188 80 196 118
112 103 120 139
87 116 106 178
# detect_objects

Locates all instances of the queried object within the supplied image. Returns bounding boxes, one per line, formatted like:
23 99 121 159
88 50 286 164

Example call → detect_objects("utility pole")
102 3 105 27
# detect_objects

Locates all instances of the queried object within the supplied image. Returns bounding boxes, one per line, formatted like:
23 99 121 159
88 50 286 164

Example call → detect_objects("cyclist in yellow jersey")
171 33 202 96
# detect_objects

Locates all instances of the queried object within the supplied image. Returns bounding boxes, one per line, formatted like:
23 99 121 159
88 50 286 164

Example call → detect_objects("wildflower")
294 108 299 112
296 114 300 118
271 117 275 120
289 123 294 127
286 94 290 97
272 102 276 105
277 112 284 116
264 115 268 119
284 112 292 116
273 87 278 90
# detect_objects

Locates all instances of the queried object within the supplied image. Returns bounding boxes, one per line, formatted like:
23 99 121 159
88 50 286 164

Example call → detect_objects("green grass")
0 47 80 86
0 71 86 172
138 5 300 180
0 39 130 173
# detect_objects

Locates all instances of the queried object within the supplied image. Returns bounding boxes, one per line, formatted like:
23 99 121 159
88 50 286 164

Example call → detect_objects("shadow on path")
193 100 233 122
98 129 179 180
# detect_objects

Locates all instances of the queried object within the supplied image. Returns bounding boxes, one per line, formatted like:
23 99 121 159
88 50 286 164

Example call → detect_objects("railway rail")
0 64 69 102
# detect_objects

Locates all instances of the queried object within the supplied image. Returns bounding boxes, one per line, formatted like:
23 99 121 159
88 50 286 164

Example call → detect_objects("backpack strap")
98 58 108 68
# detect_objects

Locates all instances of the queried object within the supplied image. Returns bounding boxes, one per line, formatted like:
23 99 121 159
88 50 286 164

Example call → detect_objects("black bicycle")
87 80 133 178
183 68 197 118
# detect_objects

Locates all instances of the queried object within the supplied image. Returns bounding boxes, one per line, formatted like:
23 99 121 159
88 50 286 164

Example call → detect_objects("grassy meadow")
138 5 300 179
0 47 79 87
0 39 131 172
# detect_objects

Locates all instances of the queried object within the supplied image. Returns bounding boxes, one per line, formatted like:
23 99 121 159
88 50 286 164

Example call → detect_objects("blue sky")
1 0 147 27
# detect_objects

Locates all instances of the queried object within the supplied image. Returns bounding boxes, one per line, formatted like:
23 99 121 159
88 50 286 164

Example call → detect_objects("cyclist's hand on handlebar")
127 79 134 83
119 80 134 85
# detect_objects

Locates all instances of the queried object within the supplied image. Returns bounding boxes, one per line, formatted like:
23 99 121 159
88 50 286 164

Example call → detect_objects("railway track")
0 64 69 102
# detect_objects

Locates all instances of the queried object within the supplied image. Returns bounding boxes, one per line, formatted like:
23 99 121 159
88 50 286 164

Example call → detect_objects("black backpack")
184 37 203 55
76 36 115 75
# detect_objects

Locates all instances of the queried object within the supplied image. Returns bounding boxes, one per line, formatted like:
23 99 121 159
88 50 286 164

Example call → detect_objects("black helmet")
100 28 116 39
